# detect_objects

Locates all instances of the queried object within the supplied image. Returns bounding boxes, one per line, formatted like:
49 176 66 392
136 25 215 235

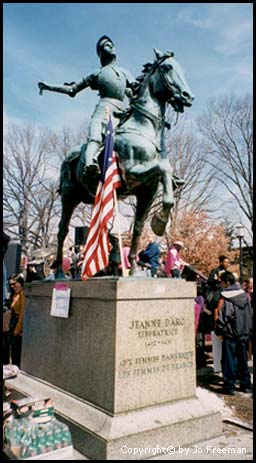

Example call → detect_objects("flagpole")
105 105 125 277
113 188 126 277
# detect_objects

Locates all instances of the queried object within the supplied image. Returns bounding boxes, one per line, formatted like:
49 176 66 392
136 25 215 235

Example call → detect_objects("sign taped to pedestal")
50 283 71 318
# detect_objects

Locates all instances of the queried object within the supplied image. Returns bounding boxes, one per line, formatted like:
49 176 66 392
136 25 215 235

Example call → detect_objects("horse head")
152 48 195 113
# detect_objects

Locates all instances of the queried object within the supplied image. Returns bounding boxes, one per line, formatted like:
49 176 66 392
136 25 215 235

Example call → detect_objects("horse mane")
131 62 153 96
131 51 174 98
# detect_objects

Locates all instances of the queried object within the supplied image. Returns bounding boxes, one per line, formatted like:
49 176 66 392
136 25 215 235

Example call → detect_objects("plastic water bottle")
6 425 21 458
20 427 32 459
61 424 72 447
37 430 47 455
28 444 38 458
45 427 55 452
53 423 63 450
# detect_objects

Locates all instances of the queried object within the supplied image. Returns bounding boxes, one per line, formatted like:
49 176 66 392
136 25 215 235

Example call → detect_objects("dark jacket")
109 235 121 264
139 242 160 270
217 284 252 340
207 266 226 291
206 265 226 313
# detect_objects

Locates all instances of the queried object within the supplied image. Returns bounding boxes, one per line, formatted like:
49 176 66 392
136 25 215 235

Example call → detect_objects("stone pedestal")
18 278 222 459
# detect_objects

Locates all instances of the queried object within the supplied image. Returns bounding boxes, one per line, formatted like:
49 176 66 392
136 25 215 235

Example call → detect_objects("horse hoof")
172 175 185 191
55 269 69 280
151 213 168 236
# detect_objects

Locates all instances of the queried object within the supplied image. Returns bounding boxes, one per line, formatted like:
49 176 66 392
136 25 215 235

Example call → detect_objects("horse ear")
153 48 164 60
154 48 174 62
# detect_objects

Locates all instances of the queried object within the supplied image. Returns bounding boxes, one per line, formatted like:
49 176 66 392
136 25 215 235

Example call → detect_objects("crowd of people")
34 233 190 280
195 256 253 396
3 230 253 398
8 234 199 282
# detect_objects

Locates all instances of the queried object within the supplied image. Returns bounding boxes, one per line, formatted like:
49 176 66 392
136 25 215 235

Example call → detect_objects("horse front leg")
151 159 174 236
54 197 79 280
129 183 159 275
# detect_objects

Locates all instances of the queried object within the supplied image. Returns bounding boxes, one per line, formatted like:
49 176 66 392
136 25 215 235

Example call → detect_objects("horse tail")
58 160 71 195
57 144 84 195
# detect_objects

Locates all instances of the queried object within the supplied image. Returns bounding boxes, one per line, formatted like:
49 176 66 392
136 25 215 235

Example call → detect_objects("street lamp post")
19 208 25 250
235 223 244 285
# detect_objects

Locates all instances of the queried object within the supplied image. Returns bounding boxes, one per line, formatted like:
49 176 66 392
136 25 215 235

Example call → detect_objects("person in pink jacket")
165 240 188 278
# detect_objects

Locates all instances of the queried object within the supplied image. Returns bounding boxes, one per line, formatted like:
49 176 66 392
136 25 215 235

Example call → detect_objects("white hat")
173 240 184 248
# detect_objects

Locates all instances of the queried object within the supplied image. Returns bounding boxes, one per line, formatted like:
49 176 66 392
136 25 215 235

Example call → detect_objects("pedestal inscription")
114 287 196 412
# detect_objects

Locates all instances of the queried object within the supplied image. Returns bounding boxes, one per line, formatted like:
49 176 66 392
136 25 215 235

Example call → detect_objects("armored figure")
38 35 134 185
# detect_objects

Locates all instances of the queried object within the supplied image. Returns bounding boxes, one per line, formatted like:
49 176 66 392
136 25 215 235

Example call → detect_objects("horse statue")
49 49 194 278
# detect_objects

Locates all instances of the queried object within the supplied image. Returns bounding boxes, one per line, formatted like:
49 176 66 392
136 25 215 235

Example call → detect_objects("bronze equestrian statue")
38 38 194 279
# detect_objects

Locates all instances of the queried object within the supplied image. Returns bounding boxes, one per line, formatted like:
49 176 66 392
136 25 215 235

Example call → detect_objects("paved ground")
197 352 253 426
164 354 253 461
147 355 253 461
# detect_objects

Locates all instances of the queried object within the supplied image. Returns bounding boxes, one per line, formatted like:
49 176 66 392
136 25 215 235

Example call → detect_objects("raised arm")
38 76 91 98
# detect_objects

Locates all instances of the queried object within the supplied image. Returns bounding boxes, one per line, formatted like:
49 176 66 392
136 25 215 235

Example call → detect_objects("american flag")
81 117 122 280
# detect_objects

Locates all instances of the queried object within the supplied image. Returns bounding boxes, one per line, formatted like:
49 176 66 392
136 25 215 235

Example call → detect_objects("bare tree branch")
197 94 253 231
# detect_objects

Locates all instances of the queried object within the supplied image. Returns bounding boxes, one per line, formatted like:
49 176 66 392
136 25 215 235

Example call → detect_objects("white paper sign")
50 284 71 318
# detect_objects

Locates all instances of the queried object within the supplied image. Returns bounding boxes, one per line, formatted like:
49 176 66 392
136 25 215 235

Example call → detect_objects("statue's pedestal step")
7 372 222 461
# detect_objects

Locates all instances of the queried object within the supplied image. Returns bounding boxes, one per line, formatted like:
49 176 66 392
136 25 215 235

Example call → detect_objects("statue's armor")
94 65 128 100
85 65 132 144
66 65 135 165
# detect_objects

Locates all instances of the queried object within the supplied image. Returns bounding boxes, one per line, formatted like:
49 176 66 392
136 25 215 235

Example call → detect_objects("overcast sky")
4 3 253 131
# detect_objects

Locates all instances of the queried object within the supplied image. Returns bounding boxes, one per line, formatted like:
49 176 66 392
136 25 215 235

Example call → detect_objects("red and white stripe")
81 153 122 280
